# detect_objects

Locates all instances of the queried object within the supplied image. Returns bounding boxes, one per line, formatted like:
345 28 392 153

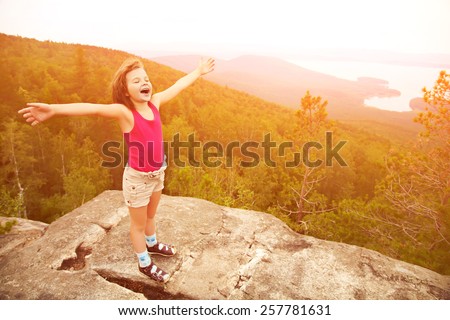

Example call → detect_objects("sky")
1 0 450 58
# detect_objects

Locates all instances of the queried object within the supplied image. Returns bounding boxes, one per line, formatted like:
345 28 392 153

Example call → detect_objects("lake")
288 59 445 112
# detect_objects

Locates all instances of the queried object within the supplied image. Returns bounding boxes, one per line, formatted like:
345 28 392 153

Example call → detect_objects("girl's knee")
147 212 156 219
130 222 145 233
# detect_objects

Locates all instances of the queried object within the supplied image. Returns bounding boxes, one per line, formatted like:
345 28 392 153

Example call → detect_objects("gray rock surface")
1 190 449 299
0 217 48 259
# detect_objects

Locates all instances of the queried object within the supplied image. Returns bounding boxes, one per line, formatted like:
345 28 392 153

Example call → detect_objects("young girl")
18 56 215 283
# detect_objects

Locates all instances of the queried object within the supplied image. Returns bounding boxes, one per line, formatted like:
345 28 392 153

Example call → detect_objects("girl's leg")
145 190 162 236
144 190 176 256
129 205 148 253
129 204 169 283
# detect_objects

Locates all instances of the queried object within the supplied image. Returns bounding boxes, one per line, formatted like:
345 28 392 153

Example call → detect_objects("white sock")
136 250 151 267
145 233 157 247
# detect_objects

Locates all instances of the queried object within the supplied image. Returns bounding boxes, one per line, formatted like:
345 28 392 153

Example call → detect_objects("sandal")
147 242 177 257
138 261 170 283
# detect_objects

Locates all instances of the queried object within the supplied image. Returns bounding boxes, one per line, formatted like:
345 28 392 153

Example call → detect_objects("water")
287 59 445 112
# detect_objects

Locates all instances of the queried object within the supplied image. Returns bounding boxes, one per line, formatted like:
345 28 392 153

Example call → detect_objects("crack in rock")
94 269 193 300
170 233 213 282
215 209 227 236
170 254 196 280
234 275 251 290
55 215 128 271
216 213 273 298
358 256 450 299
239 248 268 279
57 243 92 271
226 248 269 298
172 209 227 277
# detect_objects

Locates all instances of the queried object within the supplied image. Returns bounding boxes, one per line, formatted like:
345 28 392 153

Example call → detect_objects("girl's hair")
111 58 144 109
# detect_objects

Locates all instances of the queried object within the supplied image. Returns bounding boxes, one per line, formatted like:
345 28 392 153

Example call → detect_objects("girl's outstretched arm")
18 102 129 126
152 57 215 108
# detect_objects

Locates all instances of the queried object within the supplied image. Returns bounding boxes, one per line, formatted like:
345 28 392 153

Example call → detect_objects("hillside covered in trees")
0 33 448 274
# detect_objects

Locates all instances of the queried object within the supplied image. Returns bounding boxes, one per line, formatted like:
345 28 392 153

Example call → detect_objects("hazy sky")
1 0 450 57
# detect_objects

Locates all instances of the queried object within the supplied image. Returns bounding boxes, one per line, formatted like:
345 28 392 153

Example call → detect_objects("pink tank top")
124 102 164 172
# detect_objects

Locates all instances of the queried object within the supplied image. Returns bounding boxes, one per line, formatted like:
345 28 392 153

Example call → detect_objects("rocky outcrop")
1 191 449 299
0 217 48 259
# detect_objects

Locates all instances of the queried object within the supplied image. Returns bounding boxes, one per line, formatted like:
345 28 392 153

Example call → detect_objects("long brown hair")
111 58 144 109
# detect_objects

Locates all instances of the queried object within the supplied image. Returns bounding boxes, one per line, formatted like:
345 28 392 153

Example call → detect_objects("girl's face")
126 67 152 105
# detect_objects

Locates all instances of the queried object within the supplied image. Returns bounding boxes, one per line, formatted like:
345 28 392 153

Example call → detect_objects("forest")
0 33 448 274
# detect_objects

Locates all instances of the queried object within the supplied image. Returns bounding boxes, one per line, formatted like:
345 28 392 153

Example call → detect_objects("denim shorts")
122 166 166 208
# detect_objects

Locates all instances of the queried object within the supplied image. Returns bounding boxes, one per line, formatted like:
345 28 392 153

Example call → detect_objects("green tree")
0 119 44 218
296 90 328 136
278 91 334 224
415 70 450 144
0 186 22 217
379 71 449 255
40 136 111 221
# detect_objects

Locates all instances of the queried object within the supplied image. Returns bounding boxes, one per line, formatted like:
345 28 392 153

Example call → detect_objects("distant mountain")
409 97 428 112
284 49 450 69
153 54 399 109
151 54 420 133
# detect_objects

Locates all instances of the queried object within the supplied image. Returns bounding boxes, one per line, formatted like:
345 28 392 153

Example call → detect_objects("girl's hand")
18 103 55 126
197 57 215 76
